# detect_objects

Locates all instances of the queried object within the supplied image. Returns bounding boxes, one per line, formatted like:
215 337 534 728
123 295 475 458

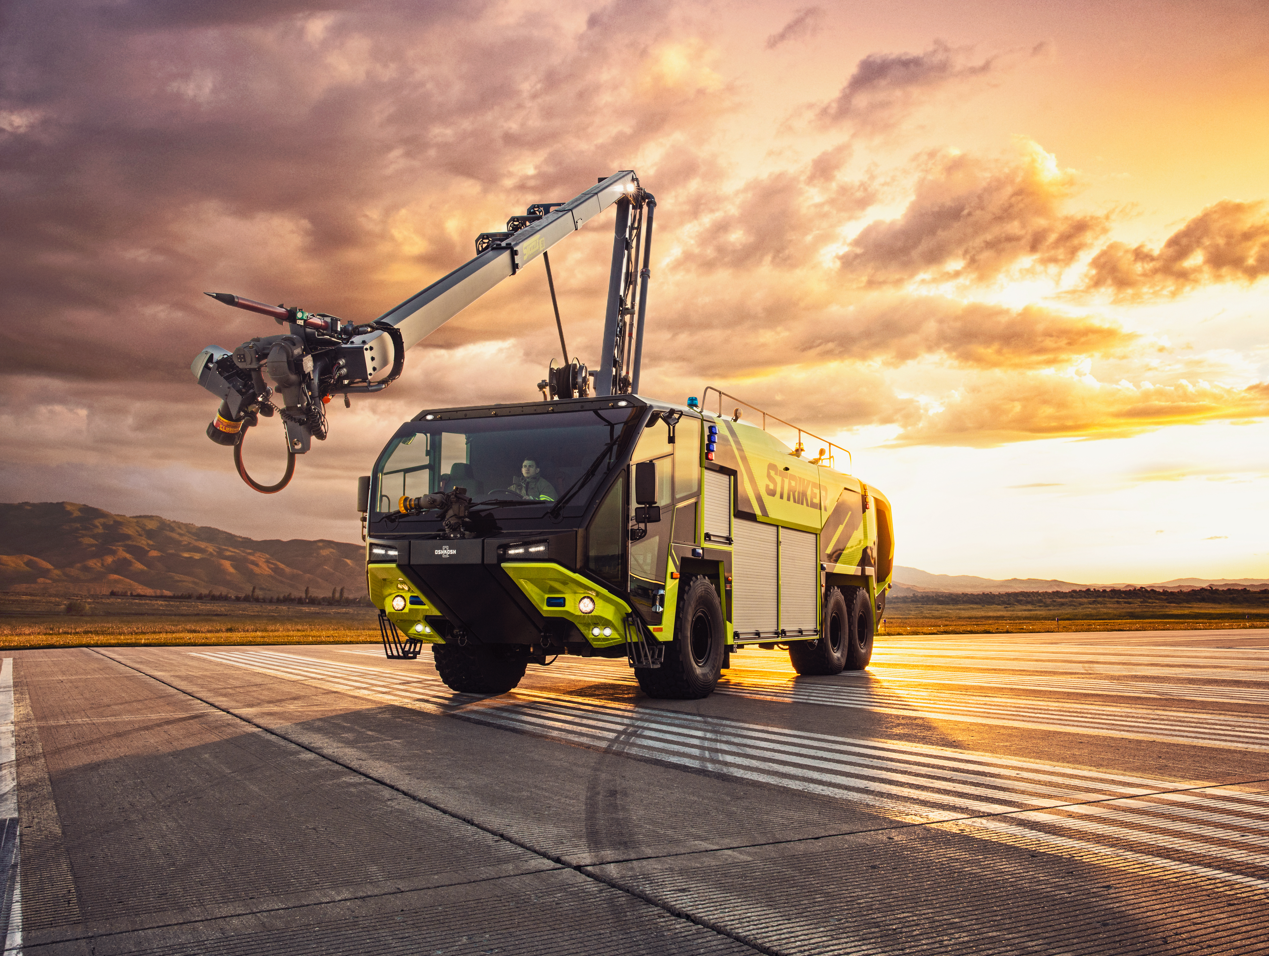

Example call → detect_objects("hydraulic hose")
233 419 296 493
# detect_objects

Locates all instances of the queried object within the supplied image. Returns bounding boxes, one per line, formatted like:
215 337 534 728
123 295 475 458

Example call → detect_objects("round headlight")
578 595 596 615
390 594 407 612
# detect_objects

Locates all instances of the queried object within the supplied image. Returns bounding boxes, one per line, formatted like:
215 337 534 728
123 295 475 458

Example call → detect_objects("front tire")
789 587 849 675
636 575 725 699
432 643 526 694
844 588 874 670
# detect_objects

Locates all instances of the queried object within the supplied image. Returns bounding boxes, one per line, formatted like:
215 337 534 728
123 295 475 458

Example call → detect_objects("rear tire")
844 588 874 670
636 576 725 699
432 643 526 694
789 587 849 675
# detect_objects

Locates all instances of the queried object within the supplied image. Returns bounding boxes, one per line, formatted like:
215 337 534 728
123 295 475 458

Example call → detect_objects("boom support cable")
543 251 569 365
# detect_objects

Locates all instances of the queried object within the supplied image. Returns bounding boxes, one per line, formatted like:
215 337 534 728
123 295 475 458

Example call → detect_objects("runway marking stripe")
469 700 1269 874
193 649 1269 890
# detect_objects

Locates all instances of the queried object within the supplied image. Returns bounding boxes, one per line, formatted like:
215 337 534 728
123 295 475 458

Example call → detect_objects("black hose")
233 420 296 493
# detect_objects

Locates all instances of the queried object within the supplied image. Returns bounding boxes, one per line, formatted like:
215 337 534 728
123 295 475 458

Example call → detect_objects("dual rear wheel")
788 586 874 676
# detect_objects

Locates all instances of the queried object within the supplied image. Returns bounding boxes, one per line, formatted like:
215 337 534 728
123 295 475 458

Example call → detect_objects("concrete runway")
2 628 1267 954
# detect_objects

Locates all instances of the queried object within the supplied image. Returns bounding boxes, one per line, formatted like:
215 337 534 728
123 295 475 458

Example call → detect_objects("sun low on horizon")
1 0 1266 585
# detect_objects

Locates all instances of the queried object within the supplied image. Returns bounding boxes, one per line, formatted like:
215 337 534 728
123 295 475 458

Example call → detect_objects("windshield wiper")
549 423 624 519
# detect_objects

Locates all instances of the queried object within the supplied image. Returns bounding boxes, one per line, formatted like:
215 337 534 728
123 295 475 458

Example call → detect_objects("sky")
1 0 1267 583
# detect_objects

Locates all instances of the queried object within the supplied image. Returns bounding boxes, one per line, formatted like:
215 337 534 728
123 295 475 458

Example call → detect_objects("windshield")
373 407 640 520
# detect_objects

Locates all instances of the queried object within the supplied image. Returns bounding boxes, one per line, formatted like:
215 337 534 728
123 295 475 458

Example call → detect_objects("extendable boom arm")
192 171 652 492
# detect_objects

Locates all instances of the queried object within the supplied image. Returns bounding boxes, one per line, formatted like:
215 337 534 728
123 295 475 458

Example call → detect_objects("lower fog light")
413 624 424 633
591 626 601 637
602 627 612 637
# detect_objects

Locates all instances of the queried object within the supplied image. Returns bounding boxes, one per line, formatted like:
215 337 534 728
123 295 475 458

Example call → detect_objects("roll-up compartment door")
702 469 732 542
779 527 819 633
732 517 777 636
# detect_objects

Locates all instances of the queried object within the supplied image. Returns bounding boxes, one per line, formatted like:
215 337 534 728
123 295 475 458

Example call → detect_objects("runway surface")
2 628 1267 954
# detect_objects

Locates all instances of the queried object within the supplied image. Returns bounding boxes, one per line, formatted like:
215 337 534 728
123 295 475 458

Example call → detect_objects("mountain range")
0 502 1263 596
890 566 1269 594
0 502 365 597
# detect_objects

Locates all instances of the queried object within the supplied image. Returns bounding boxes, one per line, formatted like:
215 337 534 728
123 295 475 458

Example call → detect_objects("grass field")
1 589 1266 649
881 589 1269 635
0 593 379 649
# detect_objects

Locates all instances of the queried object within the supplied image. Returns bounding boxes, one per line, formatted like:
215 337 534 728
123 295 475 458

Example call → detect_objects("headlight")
578 595 596 615
390 594 407 612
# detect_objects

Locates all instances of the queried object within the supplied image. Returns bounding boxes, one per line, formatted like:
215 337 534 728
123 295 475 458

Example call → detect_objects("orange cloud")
893 372 1269 446
839 144 1107 284
1084 200 1269 297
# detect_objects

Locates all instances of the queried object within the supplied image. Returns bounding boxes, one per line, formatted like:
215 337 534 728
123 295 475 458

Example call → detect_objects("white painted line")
0 659 21 956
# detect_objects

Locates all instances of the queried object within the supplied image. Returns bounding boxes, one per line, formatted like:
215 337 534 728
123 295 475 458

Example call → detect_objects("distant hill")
0 502 365 597
891 565 1269 594
2 502 1263 598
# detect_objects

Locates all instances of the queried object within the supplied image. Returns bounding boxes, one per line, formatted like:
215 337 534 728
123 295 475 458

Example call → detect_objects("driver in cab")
511 458 557 501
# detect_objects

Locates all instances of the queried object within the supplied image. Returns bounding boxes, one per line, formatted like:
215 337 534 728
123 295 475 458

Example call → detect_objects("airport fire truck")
192 172 895 699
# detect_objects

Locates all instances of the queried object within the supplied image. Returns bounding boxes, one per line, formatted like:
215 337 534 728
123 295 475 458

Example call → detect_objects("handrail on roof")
701 386 852 473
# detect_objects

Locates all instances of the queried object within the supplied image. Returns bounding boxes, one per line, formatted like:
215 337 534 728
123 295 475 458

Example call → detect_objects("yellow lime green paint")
366 562 445 644
501 562 636 648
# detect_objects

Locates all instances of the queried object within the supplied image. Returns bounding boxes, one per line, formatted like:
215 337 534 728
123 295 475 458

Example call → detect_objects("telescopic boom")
192 171 654 492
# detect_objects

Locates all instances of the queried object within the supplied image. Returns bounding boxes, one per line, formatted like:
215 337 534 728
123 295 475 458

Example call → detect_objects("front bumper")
367 558 634 650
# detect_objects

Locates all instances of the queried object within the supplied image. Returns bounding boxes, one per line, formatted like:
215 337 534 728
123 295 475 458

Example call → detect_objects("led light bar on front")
500 541 549 560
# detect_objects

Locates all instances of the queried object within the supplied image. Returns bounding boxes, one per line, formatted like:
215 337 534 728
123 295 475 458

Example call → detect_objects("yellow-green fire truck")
193 171 894 699
363 389 893 698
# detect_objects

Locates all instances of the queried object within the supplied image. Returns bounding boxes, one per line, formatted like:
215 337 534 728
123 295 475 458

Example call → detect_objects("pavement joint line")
92 649 777 956
11 865 569 949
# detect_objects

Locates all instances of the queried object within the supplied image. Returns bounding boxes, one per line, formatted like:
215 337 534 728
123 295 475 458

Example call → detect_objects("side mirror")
634 504 661 524
357 476 371 514
634 460 657 505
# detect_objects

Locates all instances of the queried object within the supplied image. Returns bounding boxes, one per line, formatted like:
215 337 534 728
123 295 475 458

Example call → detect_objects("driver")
511 458 557 501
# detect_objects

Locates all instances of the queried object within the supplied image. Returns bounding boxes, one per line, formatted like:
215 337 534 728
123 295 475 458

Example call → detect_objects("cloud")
766 8 824 50
892 370 1269 446
818 40 1001 135
1084 200 1269 297
839 142 1108 285
0 0 736 390
676 167 875 271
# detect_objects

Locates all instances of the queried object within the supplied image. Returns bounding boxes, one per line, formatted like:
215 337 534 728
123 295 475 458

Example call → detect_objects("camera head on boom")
193 293 404 492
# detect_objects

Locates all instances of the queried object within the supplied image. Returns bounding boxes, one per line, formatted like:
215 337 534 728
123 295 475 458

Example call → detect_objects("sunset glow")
1 0 1265 583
